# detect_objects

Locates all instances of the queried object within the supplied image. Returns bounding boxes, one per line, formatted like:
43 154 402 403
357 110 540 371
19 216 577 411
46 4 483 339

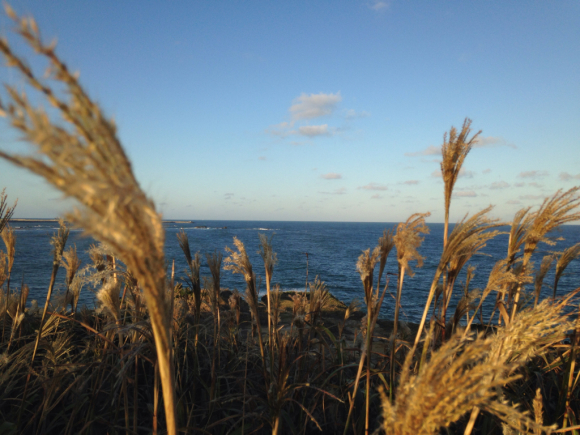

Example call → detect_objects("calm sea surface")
6 220 580 324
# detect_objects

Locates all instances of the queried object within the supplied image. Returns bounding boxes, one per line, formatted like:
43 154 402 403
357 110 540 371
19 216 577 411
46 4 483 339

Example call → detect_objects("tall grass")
0 7 177 433
0 5 580 434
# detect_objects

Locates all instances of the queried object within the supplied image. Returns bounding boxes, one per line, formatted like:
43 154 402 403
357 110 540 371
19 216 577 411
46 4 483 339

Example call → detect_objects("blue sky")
0 1 579 222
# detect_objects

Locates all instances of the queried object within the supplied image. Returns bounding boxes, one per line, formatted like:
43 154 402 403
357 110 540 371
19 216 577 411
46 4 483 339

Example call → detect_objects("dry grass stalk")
1 225 15 285
61 245 81 311
0 189 17 235
224 237 267 377
0 250 7 290
355 244 381 433
206 250 223 331
356 246 380 308
0 8 177 432
258 233 277 347
228 288 241 326
382 301 566 435
392 213 429 394
177 231 202 343
96 279 122 326
270 284 282 333
506 207 534 268
533 388 544 435
450 285 480 335
441 118 481 247
31 220 68 362
377 228 395 294
553 242 580 299
440 211 501 334
307 276 330 325
414 206 501 348
510 188 580 320
534 254 554 307
1 225 15 343
464 260 516 334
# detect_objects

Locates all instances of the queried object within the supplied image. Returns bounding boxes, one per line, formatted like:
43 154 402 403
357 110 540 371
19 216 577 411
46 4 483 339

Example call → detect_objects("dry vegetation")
1 6 580 435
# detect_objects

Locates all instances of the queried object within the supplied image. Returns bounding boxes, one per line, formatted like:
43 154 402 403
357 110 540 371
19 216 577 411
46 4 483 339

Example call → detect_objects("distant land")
10 218 194 224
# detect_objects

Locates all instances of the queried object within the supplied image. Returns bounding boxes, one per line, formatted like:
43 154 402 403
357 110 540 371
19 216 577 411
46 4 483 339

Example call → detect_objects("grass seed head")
61 244 81 288
441 119 481 222
394 212 430 277
1 225 16 272
555 242 580 288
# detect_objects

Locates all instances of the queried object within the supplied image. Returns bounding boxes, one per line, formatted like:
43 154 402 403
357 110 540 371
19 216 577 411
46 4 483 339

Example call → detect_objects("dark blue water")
5 220 580 324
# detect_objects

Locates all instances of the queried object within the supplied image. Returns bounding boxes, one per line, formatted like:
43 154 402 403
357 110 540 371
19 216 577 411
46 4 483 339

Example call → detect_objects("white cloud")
454 191 477 197
402 180 419 185
490 181 510 190
358 182 388 191
405 145 441 157
298 124 330 137
560 172 580 181
474 136 517 149
518 170 549 179
321 172 342 180
344 109 371 120
290 92 342 121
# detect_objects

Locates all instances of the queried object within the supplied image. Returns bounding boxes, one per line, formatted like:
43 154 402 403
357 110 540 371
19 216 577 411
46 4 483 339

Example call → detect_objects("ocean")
5 220 580 324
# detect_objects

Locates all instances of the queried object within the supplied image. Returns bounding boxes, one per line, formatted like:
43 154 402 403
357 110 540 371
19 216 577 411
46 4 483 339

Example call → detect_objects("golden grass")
441 118 481 247
0 7 177 433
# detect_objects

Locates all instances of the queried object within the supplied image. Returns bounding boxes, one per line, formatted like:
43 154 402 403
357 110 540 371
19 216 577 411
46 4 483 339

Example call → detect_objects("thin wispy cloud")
483 168 492 174
369 0 391 11
490 181 510 190
320 187 347 195
402 180 419 185
519 194 544 200
507 199 521 205
321 172 342 180
371 194 383 199
518 170 549 178
298 124 330 137
528 182 543 188
560 172 580 181
344 109 371 120
405 145 440 157
258 156 266 161
474 136 517 149
358 182 388 191
268 124 333 138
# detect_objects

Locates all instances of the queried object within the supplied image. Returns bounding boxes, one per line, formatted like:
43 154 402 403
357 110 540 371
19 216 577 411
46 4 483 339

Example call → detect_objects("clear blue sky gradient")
0 1 579 222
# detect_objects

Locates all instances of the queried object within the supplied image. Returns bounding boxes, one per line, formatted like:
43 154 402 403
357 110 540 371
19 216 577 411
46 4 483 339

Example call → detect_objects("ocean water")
5 220 580 324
